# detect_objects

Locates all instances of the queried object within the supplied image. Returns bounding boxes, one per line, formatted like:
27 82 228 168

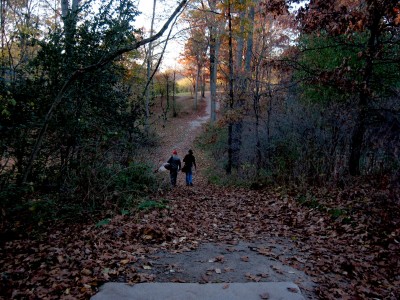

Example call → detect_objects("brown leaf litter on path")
139 93 210 175
1 94 399 299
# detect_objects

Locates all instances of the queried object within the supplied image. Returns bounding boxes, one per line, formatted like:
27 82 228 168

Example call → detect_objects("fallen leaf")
81 269 92 276
171 278 186 283
271 265 283 274
257 248 273 256
200 274 209 284
215 255 225 263
260 292 270 299
142 234 153 240
245 273 261 282
139 273 155 282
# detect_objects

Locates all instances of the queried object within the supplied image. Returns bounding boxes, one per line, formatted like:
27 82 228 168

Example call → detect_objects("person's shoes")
189 183 193 186
186 183 189 186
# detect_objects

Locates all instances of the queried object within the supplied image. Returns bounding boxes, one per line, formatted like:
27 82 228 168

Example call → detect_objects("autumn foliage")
1 0 400 299
1 178 399 298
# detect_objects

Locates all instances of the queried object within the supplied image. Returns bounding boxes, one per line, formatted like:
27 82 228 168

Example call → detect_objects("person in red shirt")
167 149 181 187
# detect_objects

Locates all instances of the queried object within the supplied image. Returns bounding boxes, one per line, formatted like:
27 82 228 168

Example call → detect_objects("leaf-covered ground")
1 95 399 299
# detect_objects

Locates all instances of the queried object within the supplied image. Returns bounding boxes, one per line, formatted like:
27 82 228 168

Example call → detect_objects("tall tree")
296 0 400 175
144 0 157 134
0 0 5 69
226 0 234 174
21 0 189 183
231 0 258 171
61 0 80 60
181 4 209 110
206 0 223 122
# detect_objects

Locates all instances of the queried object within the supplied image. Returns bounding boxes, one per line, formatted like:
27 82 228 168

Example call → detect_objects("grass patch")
196 123 284 187
95 218 111 228
138 199 169 212
296 193 353 224
176 92 193 97
196 123 232 184
296 194 322 209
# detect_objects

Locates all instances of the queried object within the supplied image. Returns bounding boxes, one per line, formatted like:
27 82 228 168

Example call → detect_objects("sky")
135 0 186 70
133 0 307 70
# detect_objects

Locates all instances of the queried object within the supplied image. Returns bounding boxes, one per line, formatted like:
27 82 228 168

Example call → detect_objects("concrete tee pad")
91 282 305 300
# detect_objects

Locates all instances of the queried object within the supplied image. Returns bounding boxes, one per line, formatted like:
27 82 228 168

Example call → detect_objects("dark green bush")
138 199 169 212
113 162 158 208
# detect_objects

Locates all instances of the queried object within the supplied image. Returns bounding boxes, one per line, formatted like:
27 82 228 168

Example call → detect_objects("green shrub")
196 123 232 184
113 162 156 195
95 218 111 228
296 194 322 209
1 194 76 238
138 199 169 211
64 160 156 201
171 101 183 117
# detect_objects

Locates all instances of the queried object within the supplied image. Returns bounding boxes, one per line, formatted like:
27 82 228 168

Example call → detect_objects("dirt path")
146 92 212 187
2 93 398 300
131 95 398 299
133 94 317 298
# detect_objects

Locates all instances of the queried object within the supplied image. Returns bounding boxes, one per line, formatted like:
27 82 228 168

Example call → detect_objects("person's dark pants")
185 169 193 185
170 170 178 186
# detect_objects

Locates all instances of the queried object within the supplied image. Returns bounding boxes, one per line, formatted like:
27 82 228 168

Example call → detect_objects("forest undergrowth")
1 95 399 300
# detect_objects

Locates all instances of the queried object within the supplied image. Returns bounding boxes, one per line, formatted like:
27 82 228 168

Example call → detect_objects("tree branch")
22 0 189 184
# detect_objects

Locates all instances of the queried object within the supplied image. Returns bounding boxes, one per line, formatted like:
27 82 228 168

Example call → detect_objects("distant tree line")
0 0 188 229
181 0 400 185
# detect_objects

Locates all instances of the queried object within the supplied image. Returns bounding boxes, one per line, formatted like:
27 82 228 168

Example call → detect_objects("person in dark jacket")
167 149 181 187
182 149 197 186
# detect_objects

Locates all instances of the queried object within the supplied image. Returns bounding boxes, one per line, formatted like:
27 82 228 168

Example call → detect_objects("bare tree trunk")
201 70 206 98
232 2 255 171
194 60 200 110
254 96 262 171
145 0 157 134
227 0 234 175
252 7 267 173
208 0 219 122
349 11 380 176
0 0 6 76
210 35 220 122
61 0 68 18
349 110 366 175
253 59 262 172
236 2 245 73
245 3 254 74
172 69 177 117
166 73 170 114
71 0 79 12
61 0 80 59
231 3 245 171
141 14 179 100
